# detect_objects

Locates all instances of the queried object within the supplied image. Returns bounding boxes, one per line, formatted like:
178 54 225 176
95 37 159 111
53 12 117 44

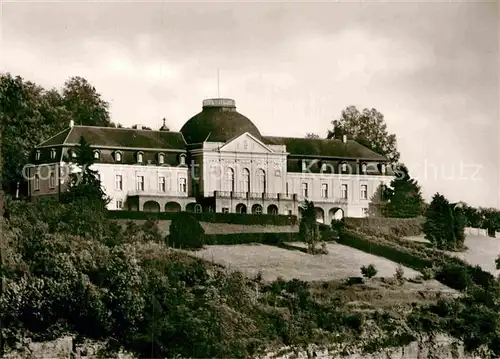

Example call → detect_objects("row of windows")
36 149 186 166
116 174 187 193
302 161 387 174
299 183 369 200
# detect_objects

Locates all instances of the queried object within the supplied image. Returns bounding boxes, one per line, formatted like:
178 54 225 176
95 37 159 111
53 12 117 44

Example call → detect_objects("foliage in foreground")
2 199 500 358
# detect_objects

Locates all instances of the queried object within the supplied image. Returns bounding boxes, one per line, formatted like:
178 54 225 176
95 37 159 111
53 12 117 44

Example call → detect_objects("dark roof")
263 136 387 161
38 126 186 150
180 105 262 144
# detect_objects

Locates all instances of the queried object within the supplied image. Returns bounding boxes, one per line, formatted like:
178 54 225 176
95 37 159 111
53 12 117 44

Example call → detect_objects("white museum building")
28 98 394 222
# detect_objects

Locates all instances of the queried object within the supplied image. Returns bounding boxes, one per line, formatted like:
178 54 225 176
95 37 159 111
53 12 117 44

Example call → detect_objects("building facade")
29 98 394 221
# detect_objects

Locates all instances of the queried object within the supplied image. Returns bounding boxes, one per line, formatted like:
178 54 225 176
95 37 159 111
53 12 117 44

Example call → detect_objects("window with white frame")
360 184 368 200
158 153 165 165
50 149 56 159
179 154 186 165
380 163 386 174
341 162 348 173
361 163 367 174
93 150 100 160
35 150 41 161
115 151 122 162
341 184 348 199
115 174 123 190
241 168 250 193
136 175 144 191
226 167 235 192
34 174 40 191
137 152 143 163
257 169 266 193
301 160 307 172
116 199 124 209
321 183 328 198
158 176 166 192
194 204 202 213
179 177 187 193
49 172 56 189
321 162 327 172
301 182 308 198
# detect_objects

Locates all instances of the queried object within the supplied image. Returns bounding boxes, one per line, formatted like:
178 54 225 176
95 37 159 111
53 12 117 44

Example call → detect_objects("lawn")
405 233 500 275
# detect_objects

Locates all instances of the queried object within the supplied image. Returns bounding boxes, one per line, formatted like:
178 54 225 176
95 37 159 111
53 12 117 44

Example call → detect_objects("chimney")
342 134 347 143
69 120 74 128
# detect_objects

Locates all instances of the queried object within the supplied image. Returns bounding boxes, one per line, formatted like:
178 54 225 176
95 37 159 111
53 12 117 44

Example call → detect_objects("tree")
327 106 400 164
384 164 425 218
168 212 205 249
423 193 465 250
61 136 108 209
62 76 115 127
298 200 320 254
361 264 377 279
305 133 320 139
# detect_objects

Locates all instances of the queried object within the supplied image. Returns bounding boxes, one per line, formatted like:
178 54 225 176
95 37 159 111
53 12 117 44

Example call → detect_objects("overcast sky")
1 1 499 208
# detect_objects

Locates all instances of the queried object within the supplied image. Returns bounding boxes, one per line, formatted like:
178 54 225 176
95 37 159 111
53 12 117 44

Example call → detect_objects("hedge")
165 231 299 247
345 216 424 237
108 210 298 226
337 228 495 292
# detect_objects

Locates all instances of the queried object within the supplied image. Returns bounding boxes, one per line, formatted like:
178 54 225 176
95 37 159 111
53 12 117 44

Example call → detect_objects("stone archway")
314 207 325 223
236 203 247 214
267 204 278 215
329 207 344 222
165 201 181 213
252 204 263 214
143 200 160 213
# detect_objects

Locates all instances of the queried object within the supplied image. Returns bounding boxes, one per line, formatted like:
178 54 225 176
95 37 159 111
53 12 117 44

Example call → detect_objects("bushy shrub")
421 267 435 280
435 262 472 291
360 264 377 279
345 217 423 237
168 212 205 249
203 232 297 245
394 264 405 284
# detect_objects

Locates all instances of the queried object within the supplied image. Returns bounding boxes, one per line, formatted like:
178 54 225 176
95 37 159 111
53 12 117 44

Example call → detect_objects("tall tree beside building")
384 164 425 218
327 106 400 164
298 200 320 253
62 76 115 127
423 193 465 250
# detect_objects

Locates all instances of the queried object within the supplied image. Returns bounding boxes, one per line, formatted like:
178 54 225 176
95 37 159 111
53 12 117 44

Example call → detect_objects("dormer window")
179 154 186 165
321 162 327 172
361 162 367 174
340 162 348 173
35 150 41 161
301 160 307 172
137 151 144 163
50 148 56 160
114 151 122 162
380 163 386 175
158 153 165 165
93 150 100 160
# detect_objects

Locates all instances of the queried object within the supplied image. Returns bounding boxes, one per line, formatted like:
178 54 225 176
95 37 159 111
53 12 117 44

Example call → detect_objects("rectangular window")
159 176 166 192
301 182 308 198
116 199 123 209
341 184 348 199
222 207 229 213
34 174 40 191
360 184 368 200
115 174 123 190
136 175 144 191
179 178 187 193
321 183 328 198
49 172 56 189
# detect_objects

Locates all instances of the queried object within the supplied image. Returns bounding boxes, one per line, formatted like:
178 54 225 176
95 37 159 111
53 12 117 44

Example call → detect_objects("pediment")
219 132 274 153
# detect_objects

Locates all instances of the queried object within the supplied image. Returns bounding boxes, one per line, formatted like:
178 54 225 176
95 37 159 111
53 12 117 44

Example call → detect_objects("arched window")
361 162 367 174
158 153 165 165
340 161 348 173
137 151 144 163
380 163 386 174
114 151 122 162
194 204 202 213
257 169 266 193
241 168 250 193
226 167 235 192
93 150 100 160
179 154 186 165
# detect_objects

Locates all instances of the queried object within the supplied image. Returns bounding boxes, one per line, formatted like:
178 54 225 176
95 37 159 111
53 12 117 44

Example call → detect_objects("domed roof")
180 98 262 144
